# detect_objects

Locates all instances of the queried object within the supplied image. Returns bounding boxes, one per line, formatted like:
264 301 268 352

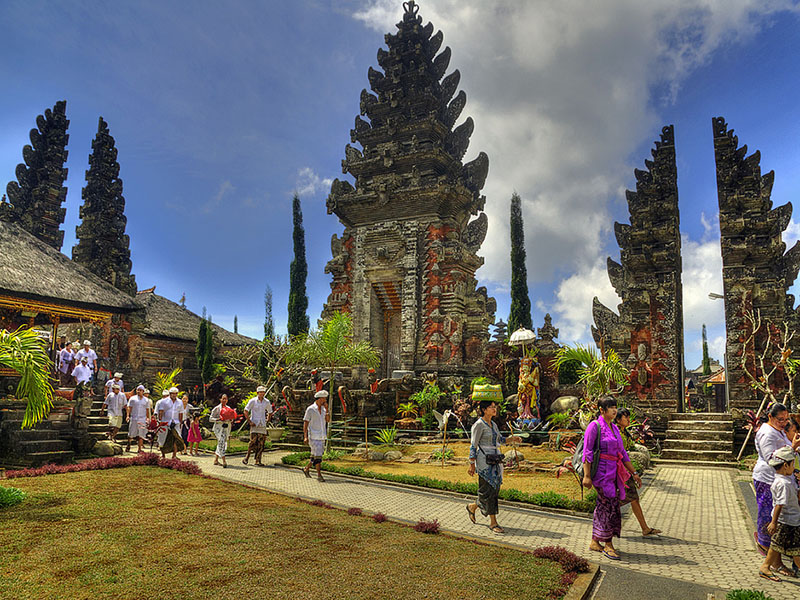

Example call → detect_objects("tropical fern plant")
0 327 54 428
554 344 629 399
152 367 182 397
396 402 419 419
374 426 398 446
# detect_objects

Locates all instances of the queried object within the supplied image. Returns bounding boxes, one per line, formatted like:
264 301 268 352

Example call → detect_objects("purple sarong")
755 479 774 548
592 489 621 542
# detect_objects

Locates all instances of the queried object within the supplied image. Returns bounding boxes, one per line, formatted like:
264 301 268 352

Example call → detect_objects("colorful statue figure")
516 356 541 423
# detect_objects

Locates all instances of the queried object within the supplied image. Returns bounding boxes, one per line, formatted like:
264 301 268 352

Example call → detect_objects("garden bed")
0 467 578 599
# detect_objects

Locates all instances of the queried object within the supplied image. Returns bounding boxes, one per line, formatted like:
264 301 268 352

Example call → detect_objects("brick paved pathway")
181 452 799 599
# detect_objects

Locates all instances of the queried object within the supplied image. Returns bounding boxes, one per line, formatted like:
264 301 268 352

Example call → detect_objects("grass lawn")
0 468 566 600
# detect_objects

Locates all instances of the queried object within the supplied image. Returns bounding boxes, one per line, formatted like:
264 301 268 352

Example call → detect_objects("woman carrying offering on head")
466 384 522 534
753 403 800 555
583 396 641 560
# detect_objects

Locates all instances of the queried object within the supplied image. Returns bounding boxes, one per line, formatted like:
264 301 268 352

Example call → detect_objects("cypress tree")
233 315 238 334
287 193 310 336
202 321 214 385
508 192 532 332
702 324 711 376
196 318 208 375
257 286 275 382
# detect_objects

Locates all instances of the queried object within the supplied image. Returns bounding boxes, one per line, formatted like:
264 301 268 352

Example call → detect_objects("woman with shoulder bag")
466 385 522 534
583 396 640 560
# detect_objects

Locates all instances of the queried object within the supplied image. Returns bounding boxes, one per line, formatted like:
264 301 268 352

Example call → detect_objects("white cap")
83 340 92 346
161 389 170 396
314 390 329 398
168 387 179 394
80 356 88 362
112 383 120 390
136 385 146 392
114 372 123 378
256 385 267 392
143 389 150 394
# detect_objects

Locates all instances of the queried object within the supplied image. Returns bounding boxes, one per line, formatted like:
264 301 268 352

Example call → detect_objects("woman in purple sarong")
752 402 800 554
582 396 641 560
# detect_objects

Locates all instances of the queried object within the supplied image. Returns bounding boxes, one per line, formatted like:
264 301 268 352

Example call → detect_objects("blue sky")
2 0 799 371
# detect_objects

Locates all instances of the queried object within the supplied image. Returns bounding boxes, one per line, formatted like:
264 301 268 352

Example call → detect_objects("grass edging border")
562 565 601 600
276 461 595 520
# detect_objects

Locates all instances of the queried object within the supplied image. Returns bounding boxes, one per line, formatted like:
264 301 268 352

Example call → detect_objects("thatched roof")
0 220 139 312
135 290 257 346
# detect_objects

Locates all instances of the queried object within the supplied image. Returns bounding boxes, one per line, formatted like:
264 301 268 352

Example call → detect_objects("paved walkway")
178 451 799 600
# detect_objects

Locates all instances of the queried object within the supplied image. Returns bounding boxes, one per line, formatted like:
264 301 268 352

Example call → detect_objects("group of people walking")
464 388 659 560
751 402 800 582
57 339 99 386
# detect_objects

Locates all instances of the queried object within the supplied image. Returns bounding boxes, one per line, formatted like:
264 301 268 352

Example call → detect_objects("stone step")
664 438 732 451
651 457 739 469
24 450 75 467
660 448 733 461
8 428 62 442
18 439 72 454
669 412 731 421
667 420 733 431
0 419 53 431
0 409 27 420
664 429 733 441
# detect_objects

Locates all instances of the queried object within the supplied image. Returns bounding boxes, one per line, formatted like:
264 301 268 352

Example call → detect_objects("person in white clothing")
155 387 185 459
74 340 98 382
71 356 92 385
126 385 152 453
104 372 124 395
303 390 330 482
103 383 127 441
242 385 273 466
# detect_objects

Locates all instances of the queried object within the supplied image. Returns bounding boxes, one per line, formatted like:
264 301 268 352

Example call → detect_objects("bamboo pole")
441 419 448 468
365 417 369 457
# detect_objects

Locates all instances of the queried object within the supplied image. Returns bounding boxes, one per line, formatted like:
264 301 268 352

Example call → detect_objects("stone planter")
395 417 420 430
266 427 284 442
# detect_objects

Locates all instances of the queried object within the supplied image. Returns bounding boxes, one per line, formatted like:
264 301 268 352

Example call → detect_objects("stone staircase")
661 412 734 462
0 408 75 466
87 395 128 444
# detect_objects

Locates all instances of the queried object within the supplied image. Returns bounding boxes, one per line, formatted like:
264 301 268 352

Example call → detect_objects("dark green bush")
0 485 26 508
726 590 774 600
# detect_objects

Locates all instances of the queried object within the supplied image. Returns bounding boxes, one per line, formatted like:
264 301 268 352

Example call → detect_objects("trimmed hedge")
282 452 596 512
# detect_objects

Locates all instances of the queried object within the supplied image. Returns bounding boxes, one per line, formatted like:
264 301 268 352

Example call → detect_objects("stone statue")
516 355 540 425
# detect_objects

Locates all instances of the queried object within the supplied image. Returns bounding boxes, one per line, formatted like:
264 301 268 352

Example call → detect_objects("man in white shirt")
71 356 92 386
126 385 152 453
242 385 273 466
155 387 185 459
102 383 127 441
74 340 98 382
105 372 124 395
303 390 330 482
57 341 74 387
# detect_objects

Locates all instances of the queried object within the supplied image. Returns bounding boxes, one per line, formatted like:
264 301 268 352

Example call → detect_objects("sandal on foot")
466 505 477 524
603 550 621 561
759 570 781 582
242 458 249 465
642 528 662 537
490 525 505 534
772 565 797 578
303 468 312 479
589 543 604 553
317 474 325 482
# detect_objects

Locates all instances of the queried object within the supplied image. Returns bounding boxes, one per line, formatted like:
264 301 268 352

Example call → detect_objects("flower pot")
266 427 285 442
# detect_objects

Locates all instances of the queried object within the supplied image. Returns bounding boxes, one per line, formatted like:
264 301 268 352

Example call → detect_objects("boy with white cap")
302 390 330 482
71 356 93 385
103 382 127 441
759 445 800 581
74 340 98 382
242 385 273 466
126 385 152 453
104 372 124 395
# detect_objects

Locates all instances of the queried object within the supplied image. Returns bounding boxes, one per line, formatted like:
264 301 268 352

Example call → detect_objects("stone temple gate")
322 1 495 377
593 119 800 428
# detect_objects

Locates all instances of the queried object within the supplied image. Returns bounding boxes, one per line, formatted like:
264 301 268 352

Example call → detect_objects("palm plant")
554 344 629 398
396 402 419 419
151 367 182 398
0 327 54 428
374 426 397 446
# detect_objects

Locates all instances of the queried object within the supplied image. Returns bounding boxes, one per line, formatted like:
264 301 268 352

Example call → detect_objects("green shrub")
0 485 26 508
280 452 594 512
374 427 398 445
546 412 573 429
431 448 454 461
726 590 774 600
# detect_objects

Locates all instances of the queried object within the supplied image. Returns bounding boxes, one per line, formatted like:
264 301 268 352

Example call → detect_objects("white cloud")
202 180 235 214
296 167 333 198
681 234 725 334
352 0 795 330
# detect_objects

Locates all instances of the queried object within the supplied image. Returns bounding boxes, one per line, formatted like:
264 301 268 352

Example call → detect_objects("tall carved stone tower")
1 100 69 250
593 126 684 424
72 117 137 297
713 117 800 410
323 0 495 376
